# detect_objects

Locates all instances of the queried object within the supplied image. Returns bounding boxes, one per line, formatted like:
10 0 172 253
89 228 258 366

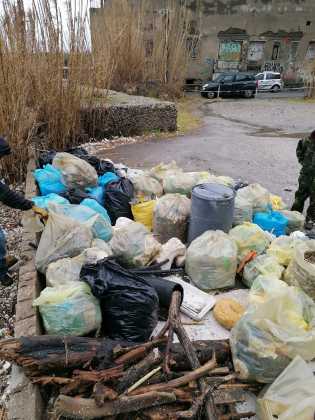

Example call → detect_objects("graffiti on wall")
264 61 284 73
247 42 264 62
218 41 242 62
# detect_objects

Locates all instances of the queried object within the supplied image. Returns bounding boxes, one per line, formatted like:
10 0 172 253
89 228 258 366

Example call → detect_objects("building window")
145 40 154 57
306 42 315 60
290 41 300 61
187 36 199 59
247 41 265 62
218 41 242 62
271 43 280 60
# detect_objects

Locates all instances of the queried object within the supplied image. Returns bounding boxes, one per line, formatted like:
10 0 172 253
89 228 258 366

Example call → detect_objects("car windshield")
214 74 234 82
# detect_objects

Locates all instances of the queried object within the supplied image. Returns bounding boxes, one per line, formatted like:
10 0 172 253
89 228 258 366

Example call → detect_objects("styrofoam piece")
165 275 216 321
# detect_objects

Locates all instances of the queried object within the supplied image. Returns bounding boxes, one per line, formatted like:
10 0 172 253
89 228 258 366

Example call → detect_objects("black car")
201 72 257 99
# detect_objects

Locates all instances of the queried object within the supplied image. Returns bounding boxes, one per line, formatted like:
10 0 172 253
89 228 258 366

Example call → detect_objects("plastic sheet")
53 152 98 189
33 282 101 336
229 222 271 262
243 254 284 288
131 200 156 231
80 259 159 342
153 194 191 244
33 164 66 196
257 356 315 420
104 178 134 224
230 276 315 383
186 230 237 291
35 211 93 273
110 220 161 267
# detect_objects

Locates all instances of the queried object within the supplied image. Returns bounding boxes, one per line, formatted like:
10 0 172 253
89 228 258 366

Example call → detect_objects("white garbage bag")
267 235 304 267
128 173 163 198
149 161 182 183
110 220 161 267
279 210 305 234
233 195 253 226
243 254 284 288
230 276 315 383
53 152 98 189
185 230 237 291
154 238 186 270
237 183 270 213
35 211 93 274
163 172 211 196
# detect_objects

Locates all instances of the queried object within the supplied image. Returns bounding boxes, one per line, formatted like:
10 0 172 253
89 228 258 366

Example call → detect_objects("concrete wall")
91 0 315 82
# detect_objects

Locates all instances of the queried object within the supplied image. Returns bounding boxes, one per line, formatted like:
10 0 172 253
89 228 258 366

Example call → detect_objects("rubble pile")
1 147 315 419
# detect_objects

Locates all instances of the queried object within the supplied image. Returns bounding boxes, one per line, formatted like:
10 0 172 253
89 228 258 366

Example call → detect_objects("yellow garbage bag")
271 194 286 210
131 200 156 231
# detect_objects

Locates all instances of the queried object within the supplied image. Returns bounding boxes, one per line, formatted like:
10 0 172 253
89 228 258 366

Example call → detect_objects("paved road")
256 89 304 100
99 96 313 206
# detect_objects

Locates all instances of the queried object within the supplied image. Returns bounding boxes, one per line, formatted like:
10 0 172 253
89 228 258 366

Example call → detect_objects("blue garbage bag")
98 172 119 188
85 186 104 204
34 164 66 196
254 211 288 237
81 198 111 223
49 202 113 242
32 193 70 210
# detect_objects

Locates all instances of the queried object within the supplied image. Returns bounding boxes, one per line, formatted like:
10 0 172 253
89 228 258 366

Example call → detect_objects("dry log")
54 391 177 419
175 386 213 419
31 376 74 386
72 365 124 383
141 404 190 420
113 337 167 361
130 356 216 395
218 412 256 420
92 383 118 407
117 349 163 393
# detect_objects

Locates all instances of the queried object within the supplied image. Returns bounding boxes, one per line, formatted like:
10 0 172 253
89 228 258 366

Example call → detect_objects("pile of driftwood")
0 292 258 419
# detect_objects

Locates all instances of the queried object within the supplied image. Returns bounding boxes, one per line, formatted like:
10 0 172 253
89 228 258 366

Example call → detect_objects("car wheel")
243 90 253 98
271 85 280 92
207 91 216 99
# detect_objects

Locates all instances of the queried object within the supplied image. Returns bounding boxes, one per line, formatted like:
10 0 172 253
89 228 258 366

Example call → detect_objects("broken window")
271 43 280 60
306 42 315 60
290 41 300 61
218 41 242 62
187 36 199 59
247 42 265 62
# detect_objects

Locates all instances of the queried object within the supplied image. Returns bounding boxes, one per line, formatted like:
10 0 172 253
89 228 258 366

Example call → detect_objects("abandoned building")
90 0 315 84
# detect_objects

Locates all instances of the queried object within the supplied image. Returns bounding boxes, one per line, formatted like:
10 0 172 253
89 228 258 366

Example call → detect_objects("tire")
206 91 217 99
271 85 280 93
243 89 253 98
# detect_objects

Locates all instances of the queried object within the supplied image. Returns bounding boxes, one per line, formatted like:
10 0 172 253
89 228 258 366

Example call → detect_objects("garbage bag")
32 193 69 210
53 152 98 189
67 147 115 175
149 161 182 183
230 276 315 383
81 198 111 223
104 178 134 224
33 282 101 336
35 211 93 273
92 239 113 255
131 200 156 231
233 195 253 226
243 254 284 288
80 259 159 342
279 210 305 234
33 164 66 196
254 211 288 237
49 202 112 242
85 186 104 204
153 194 191 244
22 209 45 233
257 356 315 420
186 230 237 291
207 174 235 188
284 240 315 300
98 172 119 187
128 174 163 198
229 222 271 262
163 171 210 196
110 220 161 267
38 150 57 168
60 188 93 204
154 238 186 270
46 247 112 287
236 183 270 213
270 194 286 211
267 235 303 267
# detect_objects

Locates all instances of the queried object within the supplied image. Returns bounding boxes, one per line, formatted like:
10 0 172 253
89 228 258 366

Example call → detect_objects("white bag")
110 220 161 267
186 230 237 291
128 173 163 198
53 152 98 189
237 183 270 213
279 210 305 234
243 254 284 288
154 238 186 270
163 172 211 196
35 211 93 274
233 195 253 226
149 161 182 183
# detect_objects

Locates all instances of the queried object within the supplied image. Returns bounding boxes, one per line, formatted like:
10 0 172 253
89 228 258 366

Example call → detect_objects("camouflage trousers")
291 172 315 222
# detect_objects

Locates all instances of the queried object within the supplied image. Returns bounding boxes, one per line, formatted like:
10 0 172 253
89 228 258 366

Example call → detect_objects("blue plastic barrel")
188 183 235 243
254 211 288 237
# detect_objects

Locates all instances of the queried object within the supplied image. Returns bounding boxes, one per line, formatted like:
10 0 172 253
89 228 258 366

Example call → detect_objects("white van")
255 71 283 92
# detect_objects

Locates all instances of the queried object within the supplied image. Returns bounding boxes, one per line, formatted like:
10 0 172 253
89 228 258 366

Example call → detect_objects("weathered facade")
90 0 315 83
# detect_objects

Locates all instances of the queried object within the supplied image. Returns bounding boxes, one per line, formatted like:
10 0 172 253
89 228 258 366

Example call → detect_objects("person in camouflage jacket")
292 130 315 228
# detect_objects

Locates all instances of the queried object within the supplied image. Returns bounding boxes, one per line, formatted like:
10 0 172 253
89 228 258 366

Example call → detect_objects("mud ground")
98 96 315 206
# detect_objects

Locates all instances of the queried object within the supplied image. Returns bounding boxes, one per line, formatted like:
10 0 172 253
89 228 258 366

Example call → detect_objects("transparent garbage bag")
229 222 271 262
186 230 237 291
279 210 305 234
153 194 191 244
243 254 284 288
207 174 235 188
22 209 45 233
267 235 304 267
163 171 211 196
33 282 102 336
154 238 186 270
149 161 182 183
35 211 93 274
257 356 315 420
110 220 161 267
53 152 98 189
128 173 163 198
230 276 315 383
284 240 315 300
49 202 112 242
237 183 270 213
233 195 253 226
91 238 113 255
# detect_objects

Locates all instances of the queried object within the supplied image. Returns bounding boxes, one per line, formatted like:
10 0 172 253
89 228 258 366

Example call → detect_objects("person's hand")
32 206 49 221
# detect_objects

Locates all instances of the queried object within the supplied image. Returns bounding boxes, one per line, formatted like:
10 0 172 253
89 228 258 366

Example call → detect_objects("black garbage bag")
59 188 95 204
38 150 57 168
80 259 159 343
104 179 134 224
